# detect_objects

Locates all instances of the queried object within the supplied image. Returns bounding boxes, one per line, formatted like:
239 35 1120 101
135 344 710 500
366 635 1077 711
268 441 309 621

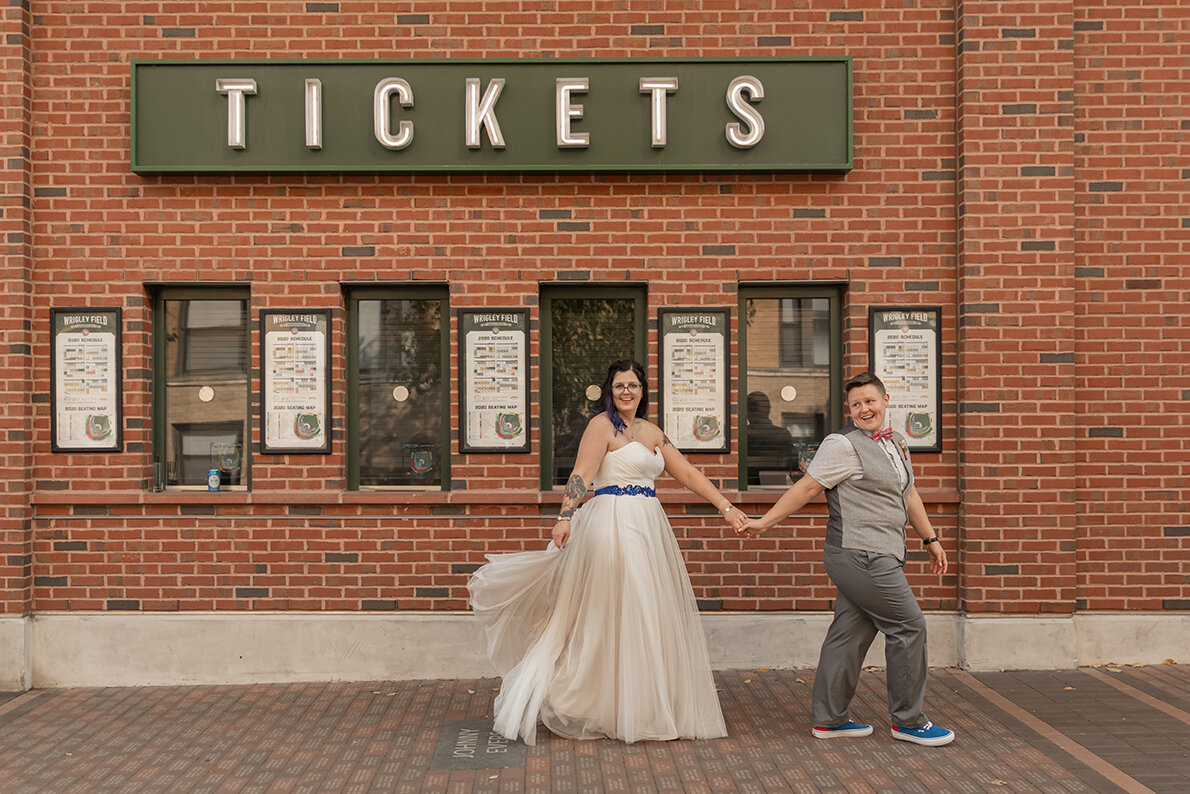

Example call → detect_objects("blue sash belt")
594 484 656 497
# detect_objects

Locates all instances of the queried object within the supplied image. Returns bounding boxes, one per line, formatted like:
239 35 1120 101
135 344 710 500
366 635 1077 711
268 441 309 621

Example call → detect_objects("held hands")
737 518 770 539
722 506 748 534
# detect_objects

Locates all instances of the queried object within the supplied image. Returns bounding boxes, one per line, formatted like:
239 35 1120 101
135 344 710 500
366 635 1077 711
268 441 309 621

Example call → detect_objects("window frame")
539 285 648 491
152 286 252 491
737 284 844 491
345 285 451 491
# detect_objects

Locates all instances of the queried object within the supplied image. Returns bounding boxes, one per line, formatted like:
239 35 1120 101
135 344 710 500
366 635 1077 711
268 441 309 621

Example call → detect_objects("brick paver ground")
1 665 1187 793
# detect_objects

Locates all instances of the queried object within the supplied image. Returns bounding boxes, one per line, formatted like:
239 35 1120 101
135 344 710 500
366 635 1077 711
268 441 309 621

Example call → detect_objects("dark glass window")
155 293 249 489
348 289 449 490
541 288 646 488
741 289 841 488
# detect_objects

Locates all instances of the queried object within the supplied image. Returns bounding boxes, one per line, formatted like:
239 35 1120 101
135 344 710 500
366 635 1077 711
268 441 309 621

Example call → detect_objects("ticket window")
739 289 842 489
540 287 647 489
347 288 449 490
153 292 250 490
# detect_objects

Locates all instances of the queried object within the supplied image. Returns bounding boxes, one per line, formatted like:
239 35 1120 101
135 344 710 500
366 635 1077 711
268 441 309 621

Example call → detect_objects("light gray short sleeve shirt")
807 432 908 490
805 434 863 489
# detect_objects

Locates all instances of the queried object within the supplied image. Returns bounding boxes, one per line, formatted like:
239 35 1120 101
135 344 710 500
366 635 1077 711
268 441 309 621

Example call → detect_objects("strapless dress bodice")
592 441 664 491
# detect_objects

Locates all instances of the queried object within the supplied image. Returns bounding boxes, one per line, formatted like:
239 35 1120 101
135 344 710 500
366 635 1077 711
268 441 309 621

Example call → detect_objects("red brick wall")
15 2 1186 618
1072 1 1190 611
0 1 33 617
955 1 1079 614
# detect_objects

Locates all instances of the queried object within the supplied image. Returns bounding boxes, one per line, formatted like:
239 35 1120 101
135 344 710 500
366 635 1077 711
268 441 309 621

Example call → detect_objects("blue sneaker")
891 720 955 746
812 720 874 739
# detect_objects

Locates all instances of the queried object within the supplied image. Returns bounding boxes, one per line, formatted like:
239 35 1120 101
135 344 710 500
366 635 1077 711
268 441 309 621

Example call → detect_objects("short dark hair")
601 359 649 435
843 371 886 397
746 391 770 421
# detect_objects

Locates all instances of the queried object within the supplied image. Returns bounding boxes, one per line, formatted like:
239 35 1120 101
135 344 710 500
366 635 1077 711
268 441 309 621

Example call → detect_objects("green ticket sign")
131 58 851 173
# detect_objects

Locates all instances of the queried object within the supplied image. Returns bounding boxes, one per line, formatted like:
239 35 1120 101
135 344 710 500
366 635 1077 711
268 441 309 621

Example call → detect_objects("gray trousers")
811 546 928 729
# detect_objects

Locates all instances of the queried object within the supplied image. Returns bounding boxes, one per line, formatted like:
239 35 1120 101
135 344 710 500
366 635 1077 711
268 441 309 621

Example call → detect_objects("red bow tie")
872 428 894 441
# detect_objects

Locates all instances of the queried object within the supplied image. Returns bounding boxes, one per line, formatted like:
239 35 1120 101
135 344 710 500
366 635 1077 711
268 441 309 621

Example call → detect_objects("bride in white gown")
468 359 748 744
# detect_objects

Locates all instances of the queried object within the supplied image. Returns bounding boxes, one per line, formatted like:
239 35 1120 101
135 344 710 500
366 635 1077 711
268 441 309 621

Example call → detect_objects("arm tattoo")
558 474 587 519
662 434 673 448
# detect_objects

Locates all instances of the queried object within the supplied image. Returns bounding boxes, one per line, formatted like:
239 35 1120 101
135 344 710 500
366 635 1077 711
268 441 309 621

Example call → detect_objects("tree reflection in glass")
357 298 443 487
550 298 635 486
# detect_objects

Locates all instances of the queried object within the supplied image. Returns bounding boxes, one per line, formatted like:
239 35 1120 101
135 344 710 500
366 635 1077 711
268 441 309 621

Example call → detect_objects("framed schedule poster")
459 309 529 453
869 306 942 452
51 307 122 452
659 309 730 454
260 310 331 454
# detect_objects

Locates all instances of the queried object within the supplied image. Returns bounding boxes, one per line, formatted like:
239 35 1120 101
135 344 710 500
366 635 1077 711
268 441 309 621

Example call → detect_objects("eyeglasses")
611 383 642 394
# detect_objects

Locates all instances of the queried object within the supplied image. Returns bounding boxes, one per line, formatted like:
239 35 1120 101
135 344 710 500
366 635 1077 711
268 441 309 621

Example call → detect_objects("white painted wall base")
0 617 31 691
5 611 1187 690
958 613 1190 671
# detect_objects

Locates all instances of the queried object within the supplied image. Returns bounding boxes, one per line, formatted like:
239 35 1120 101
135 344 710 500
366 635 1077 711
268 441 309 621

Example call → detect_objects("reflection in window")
161 297 248 488
744 295 835 487
174 301 249 376
172 422 244 488
778 298 831 368
548 297 636 487
354 297 445 488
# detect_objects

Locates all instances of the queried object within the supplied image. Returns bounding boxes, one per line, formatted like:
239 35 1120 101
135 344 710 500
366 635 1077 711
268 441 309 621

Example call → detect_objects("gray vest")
824 422 914 561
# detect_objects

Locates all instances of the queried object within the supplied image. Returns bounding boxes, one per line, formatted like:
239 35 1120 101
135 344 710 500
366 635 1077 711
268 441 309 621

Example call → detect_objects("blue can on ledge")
207 469 221 491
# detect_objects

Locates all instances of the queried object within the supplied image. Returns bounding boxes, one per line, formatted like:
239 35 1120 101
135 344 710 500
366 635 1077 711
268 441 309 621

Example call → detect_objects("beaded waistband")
594 485 656 497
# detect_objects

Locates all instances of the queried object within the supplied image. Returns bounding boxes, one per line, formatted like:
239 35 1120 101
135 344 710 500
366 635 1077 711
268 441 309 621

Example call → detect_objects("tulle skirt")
468 493 727 745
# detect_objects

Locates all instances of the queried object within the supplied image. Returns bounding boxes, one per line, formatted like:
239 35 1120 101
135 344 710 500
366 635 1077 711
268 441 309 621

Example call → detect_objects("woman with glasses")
470 359 748 744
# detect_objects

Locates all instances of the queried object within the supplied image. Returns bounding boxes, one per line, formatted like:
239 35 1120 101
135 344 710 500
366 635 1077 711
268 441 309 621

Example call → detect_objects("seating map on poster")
870 308 941 451
262 312 328 452
661 310 729 453
461 311 528 452
52 309 120 451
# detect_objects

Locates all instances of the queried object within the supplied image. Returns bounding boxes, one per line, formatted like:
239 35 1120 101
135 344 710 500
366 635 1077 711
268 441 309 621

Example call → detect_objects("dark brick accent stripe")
106 600 140 610
362 600 397 610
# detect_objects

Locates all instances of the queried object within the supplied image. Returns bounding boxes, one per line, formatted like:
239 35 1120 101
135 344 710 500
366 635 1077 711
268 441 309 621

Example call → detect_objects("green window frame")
539 286 648 490
152 286 252 491
738 285 844 490
345 285 451 491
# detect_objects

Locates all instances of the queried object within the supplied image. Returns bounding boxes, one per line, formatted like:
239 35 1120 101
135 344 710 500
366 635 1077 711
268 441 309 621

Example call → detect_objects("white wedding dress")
468 441 727 745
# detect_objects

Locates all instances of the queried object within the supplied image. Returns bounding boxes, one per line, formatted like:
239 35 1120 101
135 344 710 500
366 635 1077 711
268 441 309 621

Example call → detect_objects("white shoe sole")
890 727 955 746
812 725 874 739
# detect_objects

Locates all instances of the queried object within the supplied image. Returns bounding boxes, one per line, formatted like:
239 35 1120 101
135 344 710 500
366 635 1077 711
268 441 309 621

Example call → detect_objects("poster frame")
658 307 731 455
259 308 332 455
50 306 123 453
868 305 942 453
458 308 531 454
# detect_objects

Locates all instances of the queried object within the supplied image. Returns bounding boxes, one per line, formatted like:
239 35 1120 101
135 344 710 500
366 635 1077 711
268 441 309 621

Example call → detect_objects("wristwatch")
923 537 939 547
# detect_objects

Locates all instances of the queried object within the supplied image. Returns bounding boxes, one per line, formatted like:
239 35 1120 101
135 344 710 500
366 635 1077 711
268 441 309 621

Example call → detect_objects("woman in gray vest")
739 372 954 747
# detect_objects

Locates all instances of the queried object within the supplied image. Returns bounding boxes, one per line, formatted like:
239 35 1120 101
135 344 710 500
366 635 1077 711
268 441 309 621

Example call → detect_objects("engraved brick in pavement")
0 666 1188 792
